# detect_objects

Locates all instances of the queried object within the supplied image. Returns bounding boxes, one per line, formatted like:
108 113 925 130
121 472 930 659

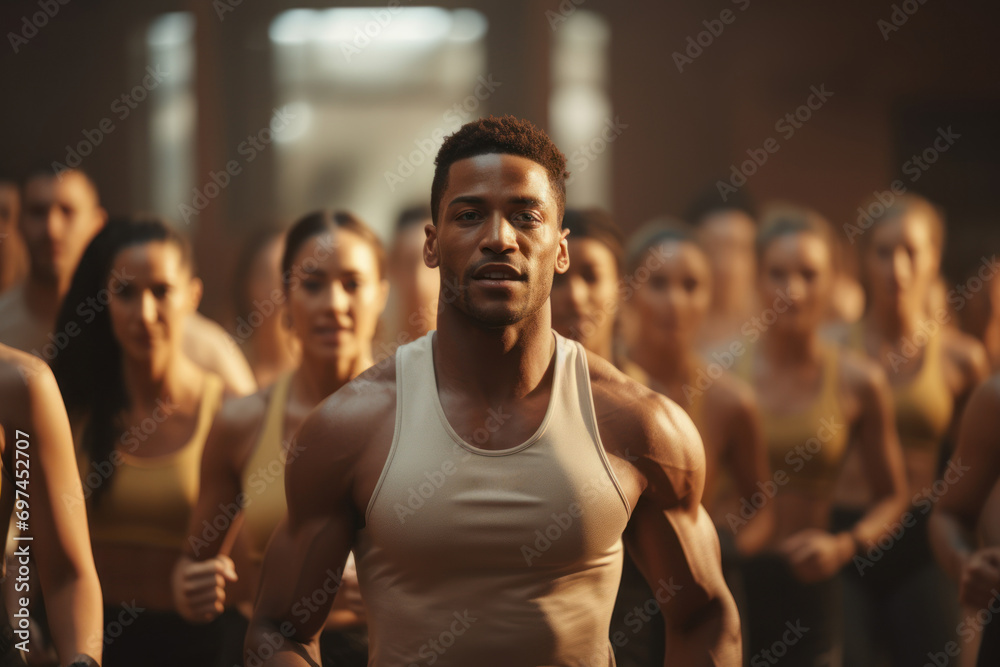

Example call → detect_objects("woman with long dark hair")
173 210 388 667
52 216 229 666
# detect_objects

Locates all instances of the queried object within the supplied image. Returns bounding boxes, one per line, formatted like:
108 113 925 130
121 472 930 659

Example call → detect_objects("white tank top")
355 331 632 666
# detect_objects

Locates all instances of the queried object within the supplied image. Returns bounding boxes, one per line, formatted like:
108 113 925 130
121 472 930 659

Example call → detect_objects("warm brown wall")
4 0 998 320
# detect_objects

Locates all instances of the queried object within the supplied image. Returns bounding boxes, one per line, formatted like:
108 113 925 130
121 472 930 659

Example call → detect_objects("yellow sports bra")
850 322 952 452
84 374 224 549
737 345 850 498
240 372 292 563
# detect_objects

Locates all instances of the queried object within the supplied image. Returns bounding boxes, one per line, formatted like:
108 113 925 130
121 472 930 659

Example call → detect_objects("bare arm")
5 356 103 664
248 400 360 666
781 359 908 582
173 396 263 622
721 384 774 555
623 394 741 667
931 375 1000 607
846 360 909 549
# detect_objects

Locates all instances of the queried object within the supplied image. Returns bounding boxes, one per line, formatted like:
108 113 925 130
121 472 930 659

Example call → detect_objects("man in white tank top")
248 116 741 666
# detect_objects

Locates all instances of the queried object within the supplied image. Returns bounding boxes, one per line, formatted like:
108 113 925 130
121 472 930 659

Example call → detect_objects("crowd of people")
0 114 998 667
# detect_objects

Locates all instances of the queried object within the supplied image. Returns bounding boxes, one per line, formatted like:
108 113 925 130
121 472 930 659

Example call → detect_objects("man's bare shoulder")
297 358 398 458
285 358 398 513
585 351 705 497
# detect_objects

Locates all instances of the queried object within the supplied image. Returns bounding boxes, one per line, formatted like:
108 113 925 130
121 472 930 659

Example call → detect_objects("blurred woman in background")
622 220 773 555
230 227 299 389
0 344 103 667
51 217 230 666
831 194 990 666
735 206 907 666
173 210 388 667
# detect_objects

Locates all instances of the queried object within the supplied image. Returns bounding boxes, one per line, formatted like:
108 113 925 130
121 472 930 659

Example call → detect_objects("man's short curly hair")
431 115 568 225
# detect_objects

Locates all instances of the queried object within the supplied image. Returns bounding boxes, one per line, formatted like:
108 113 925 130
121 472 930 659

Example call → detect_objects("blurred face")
389 221 440 332
108 241 200 364
0 183 19 235
426 153 569 328
629 240 712 350
551 238 619 354
247 235 284 310
20 171 105 284
865 213 939 311
698 210 756 306
286 229 387 363
757 232 832 334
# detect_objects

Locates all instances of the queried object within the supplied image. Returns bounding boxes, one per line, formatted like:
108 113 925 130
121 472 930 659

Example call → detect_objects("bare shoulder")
965 373 1000 423
821 320 855 348
291 358 397 470
702 369 757 421
208 384 273 465
942 325 990 387
0 345 53 409
586 351 705 494
836 345 888 400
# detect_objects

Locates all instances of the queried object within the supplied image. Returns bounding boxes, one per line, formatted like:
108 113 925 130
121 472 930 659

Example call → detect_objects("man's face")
20 171 105 284
426 153 568 328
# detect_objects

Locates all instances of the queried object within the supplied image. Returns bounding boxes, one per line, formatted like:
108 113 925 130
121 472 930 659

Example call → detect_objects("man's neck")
433 305 556 403
23 273 65 328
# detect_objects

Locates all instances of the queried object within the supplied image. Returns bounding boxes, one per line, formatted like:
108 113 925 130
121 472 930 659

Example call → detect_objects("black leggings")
102 604 228 667
216 611 368 667
831 506 959 667
741 552 841 667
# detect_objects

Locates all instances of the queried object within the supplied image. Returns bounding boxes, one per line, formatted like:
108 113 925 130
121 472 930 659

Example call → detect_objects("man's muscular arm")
247 398 359 666
623 392 742 667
